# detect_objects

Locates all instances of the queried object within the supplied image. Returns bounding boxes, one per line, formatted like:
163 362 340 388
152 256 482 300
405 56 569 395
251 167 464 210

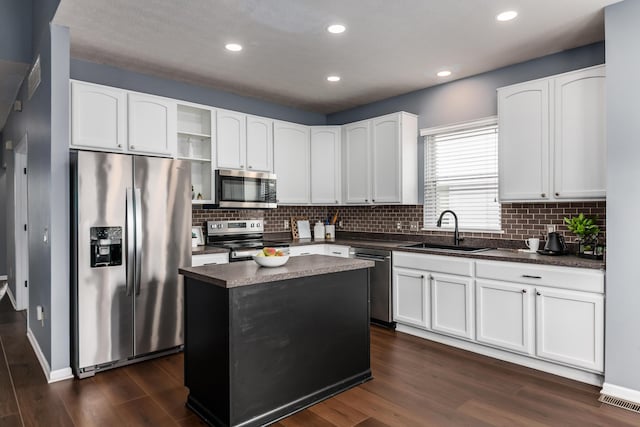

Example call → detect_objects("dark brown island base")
179 255 375 427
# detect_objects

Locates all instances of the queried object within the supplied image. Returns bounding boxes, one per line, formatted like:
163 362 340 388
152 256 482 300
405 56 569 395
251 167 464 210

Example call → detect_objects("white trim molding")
6 286 18 311
396 324 603 386
26 328 74 383
420 115 498 137
601 383 640 405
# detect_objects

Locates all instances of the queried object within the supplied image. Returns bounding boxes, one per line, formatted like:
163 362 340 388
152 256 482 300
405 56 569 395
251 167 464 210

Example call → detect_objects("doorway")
13 134 28 311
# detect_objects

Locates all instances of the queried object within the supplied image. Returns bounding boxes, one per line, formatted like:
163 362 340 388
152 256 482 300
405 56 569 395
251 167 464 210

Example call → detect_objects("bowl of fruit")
253 247 290 267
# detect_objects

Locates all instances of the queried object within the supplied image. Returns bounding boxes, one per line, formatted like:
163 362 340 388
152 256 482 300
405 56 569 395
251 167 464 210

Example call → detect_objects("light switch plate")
547 224 556 233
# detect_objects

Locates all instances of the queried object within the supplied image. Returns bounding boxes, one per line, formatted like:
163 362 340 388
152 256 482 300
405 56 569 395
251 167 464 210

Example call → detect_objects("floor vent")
599 394 640 414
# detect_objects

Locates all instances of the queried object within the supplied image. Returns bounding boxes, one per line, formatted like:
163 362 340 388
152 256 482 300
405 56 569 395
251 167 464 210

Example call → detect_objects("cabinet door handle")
240 165 244 168
332 251 342 255
555 192 560 197
335 200 338 204
521 274 542 279
536 291 541 296
365 199 369 202
204 262 218 266
522 289 527 293
130 145 135 149
372 199 376 202
117 144 122 148
541 193 546 198
247 165 252 169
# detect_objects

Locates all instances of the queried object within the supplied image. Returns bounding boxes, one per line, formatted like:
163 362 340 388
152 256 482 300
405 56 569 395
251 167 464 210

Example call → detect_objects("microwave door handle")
126 188 135 296
134 188 143 296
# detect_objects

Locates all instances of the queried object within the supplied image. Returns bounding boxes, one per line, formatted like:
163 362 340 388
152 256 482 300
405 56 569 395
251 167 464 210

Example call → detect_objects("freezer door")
76 151 134 369
133 156 191 355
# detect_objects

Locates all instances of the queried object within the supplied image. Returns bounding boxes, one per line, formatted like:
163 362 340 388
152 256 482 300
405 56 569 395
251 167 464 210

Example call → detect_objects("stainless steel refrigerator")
71 151 191 378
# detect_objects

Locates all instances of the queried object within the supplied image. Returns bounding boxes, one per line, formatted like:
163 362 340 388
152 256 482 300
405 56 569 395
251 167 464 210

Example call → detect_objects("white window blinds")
424 122 501 231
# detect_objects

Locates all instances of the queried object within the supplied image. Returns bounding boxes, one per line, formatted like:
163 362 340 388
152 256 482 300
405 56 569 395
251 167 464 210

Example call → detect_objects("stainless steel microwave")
215 169 277 209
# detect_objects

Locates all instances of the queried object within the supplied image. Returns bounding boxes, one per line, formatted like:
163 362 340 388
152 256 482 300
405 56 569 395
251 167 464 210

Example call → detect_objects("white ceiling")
53 0 619 114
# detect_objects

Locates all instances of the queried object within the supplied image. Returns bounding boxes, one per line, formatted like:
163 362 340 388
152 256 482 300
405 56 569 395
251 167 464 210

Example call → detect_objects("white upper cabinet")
498 80 550 201
216 111 273 172
273 121 310 204
498 65 606 202
372 115 402 203
343 120 371 203
127 93 176 157
71 81 127 152
246 115 273 172
343 112 417 205
216 109 247 170
311 126 341 204
553 67 606 199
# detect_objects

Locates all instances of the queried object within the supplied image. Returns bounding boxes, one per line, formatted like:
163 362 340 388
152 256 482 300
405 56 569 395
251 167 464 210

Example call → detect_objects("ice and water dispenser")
90 227 123 267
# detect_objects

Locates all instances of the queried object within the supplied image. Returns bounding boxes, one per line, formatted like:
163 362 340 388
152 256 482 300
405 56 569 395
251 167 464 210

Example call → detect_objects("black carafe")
544 232 567 254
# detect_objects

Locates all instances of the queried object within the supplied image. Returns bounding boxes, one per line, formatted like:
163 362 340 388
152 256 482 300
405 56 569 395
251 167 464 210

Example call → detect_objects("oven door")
215 169 277 209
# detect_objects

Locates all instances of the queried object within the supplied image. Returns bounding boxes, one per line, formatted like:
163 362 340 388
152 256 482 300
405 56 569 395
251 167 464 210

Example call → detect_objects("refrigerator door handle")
126 188 135 296
134 188 143 296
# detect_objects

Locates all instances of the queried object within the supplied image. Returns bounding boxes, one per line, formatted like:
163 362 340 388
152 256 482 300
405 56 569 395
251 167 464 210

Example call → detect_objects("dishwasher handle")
353 254 390 262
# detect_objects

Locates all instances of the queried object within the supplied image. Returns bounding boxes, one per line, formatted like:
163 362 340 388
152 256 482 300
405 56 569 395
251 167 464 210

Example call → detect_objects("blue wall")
0 0 32 63
70 59 327 126
328 42 605 128
604 0 640 396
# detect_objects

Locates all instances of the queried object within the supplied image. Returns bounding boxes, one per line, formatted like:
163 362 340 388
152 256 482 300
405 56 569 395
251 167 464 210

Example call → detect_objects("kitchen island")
178 255 374 427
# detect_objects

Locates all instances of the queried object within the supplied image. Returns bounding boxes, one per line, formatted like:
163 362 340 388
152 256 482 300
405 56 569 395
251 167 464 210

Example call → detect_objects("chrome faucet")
436 210 462 246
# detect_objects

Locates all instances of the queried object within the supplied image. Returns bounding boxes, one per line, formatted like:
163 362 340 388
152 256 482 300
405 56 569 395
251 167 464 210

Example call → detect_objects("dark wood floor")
1 296 639 426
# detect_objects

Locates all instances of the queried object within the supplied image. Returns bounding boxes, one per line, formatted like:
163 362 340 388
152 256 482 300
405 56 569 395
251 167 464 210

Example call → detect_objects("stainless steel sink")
402 243 491 253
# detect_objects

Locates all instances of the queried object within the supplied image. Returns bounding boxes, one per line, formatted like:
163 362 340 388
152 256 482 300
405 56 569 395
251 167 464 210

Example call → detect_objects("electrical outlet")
338 220 343 228
547 224 556 233
396 221 402 230
410 221 419 231
36 305 45 326
284 220 289 230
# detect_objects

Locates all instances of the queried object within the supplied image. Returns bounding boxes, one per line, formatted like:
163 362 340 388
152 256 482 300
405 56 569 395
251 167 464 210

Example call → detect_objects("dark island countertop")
179 254 374 288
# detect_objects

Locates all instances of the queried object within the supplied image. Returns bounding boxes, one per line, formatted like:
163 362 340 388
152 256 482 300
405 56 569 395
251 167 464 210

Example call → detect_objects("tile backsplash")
192 201 606 245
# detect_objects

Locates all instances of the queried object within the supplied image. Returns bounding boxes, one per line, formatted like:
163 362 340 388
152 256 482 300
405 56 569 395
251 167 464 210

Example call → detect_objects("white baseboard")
601 383 640 404
26 328 74 383
395 324 603 386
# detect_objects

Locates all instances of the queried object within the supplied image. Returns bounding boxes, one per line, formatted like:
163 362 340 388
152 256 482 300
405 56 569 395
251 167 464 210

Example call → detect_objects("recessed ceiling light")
437 70 452 77
225 43 243 52
327 75 341 82
496 10 518 21
327 24 346 34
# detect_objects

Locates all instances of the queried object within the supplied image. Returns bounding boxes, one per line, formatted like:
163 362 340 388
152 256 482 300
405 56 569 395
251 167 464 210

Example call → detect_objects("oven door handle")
232 250 258 259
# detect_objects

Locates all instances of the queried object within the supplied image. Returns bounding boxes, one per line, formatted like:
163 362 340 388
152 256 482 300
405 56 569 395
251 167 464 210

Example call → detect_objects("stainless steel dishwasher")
349 247 394 328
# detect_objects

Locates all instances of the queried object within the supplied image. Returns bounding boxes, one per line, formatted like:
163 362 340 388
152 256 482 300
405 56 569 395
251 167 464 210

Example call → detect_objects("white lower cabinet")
535 286 604 372
393 252 605 378
289 244 350 258
476 279 534 354
393 268 430 329
431 273 475 340
191 253 229 267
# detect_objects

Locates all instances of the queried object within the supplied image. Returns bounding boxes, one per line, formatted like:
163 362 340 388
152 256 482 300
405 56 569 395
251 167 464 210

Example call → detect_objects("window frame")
420 116 502 234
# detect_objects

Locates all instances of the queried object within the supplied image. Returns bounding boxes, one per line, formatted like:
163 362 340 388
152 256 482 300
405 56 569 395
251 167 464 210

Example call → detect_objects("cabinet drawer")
289 245 325 257
192 253 229 267
392 252 473 277
475 260 604 293
325 244 350 258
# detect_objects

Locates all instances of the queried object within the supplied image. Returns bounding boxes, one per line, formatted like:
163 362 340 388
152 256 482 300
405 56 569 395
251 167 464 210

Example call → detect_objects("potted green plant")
563 213 603 259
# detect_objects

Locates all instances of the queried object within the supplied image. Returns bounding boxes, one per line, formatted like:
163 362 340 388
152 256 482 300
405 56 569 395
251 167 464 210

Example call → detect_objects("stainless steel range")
206 219 288 262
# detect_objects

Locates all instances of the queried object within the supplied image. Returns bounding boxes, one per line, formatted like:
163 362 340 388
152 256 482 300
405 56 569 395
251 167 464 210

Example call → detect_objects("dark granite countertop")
266 236 605 270
191 246 229 256
179 254 374 288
